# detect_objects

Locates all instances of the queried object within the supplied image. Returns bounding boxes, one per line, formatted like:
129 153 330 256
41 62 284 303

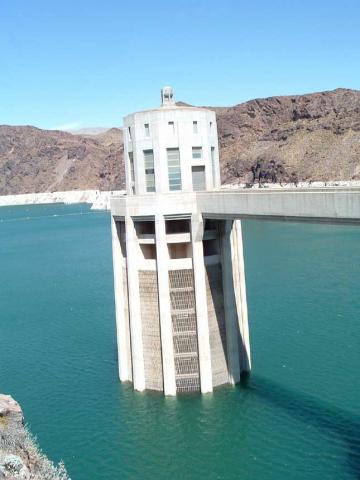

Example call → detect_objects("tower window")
144 123 150 137
167 148 182 191
168 121 175 134
192 165 206 191
209 121 213 132
166 219 190 234
129 152 135 194
192 147 202 160
168 243 192 259
211 147 216 187
128 126 132 141
144 149 155 192
193 121 198 134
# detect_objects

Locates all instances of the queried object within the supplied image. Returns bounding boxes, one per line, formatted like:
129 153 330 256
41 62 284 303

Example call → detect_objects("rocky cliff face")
216 88 360 184
0 394 69 479
0 88 359 195
0 127 124 195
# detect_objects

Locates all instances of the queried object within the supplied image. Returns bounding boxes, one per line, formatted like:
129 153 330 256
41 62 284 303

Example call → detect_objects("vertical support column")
191 213 213 393
111 217 132 382
125 215 146 391
231 220 251 373
155 214 177 396
220 220 241 384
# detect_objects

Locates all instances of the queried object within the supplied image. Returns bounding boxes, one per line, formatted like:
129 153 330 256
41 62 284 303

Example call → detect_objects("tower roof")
124 88 214 118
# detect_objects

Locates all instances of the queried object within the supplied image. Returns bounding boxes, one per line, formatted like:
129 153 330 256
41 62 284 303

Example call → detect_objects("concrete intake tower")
110 87 251 395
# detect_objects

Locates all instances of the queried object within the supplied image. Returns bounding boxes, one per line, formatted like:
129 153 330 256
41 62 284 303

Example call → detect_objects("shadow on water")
240 374 360 479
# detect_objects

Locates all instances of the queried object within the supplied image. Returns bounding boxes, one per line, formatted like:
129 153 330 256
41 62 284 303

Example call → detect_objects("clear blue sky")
1 0 359 129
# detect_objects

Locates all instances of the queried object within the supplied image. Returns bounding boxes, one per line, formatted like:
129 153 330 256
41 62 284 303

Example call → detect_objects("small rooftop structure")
161 86 175 106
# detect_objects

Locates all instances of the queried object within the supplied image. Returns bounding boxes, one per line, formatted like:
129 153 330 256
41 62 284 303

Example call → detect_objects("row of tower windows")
129 147 216 193
127 120 214 141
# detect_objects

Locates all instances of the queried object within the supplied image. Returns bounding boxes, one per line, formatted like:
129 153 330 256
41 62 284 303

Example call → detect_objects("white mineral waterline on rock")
0 190 125 210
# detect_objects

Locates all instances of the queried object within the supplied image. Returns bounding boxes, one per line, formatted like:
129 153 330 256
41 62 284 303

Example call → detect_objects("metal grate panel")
139 271 163 391
169 269 200 392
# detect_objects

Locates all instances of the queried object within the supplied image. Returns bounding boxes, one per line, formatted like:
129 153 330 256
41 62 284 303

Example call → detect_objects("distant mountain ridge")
68 127 112 136
0 126 124 194
0 88 359 195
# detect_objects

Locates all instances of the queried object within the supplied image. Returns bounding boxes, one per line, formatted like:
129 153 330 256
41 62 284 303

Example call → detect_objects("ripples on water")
0 204 359 480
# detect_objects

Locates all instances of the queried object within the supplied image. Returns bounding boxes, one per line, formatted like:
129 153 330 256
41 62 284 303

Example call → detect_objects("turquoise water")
1 204 359 480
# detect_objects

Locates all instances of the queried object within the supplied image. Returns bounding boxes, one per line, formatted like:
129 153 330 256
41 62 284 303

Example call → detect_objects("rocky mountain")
0 88 359 195
0 126 124 195
215 88 360 184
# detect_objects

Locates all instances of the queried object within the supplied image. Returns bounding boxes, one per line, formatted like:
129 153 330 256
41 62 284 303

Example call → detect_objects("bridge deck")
110 187 360 224
198 188 360 224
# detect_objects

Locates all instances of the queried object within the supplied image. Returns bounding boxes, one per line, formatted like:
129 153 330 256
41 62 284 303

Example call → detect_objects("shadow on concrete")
205 263 229 373
240 374 360 479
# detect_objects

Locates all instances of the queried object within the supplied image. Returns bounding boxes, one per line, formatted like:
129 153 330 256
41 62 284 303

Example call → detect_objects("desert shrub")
0 421 70 480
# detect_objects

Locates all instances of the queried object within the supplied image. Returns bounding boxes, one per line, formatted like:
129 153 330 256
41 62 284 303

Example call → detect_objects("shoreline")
0 189 125 210
0 394 69 479
222 179 360 189
0 180 359 211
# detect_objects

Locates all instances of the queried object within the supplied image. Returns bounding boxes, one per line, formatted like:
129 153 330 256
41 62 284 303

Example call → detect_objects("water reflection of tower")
111 87 251 395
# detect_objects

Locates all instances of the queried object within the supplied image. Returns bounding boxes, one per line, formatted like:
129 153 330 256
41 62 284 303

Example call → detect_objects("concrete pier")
125 215 146 392
155 214 177 395
111 218 132 382
191 214 213 393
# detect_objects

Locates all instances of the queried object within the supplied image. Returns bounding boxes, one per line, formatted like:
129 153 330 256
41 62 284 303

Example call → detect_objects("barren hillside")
215 88 360 183
0 126 124 194
0 88 359 195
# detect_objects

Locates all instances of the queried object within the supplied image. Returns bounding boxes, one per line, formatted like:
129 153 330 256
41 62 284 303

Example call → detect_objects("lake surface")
0 203 359 480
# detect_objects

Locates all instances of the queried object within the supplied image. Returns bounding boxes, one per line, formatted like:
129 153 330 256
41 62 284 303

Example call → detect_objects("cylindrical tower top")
161 86 175 107
123 88 221 196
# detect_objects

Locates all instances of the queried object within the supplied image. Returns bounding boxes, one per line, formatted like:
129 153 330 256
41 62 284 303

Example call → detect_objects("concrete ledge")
197 189 360 224
111 188 360 224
